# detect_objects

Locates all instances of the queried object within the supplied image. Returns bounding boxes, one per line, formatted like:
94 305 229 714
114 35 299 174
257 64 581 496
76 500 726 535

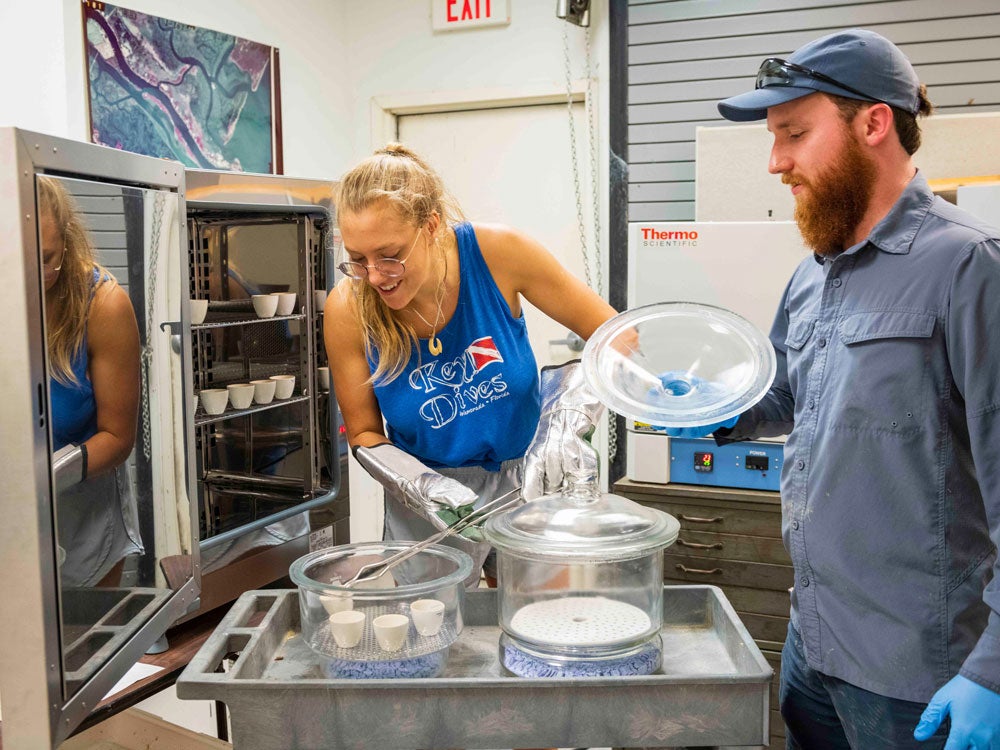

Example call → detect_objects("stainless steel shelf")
195 394 310 427
192 313 305 330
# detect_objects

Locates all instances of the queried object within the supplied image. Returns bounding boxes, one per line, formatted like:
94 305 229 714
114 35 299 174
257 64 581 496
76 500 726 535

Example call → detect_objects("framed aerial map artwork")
81 1 283 173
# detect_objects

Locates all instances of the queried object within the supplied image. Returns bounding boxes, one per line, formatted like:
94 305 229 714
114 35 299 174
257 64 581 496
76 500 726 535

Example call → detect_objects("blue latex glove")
913 674 1000 748
647 371 740 437
655 416 739 439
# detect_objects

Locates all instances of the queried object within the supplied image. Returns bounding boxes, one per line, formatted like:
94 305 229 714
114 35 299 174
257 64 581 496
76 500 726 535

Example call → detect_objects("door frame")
370 80 588 148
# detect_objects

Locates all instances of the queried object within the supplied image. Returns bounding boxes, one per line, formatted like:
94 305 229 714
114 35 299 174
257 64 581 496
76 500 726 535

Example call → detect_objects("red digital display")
694 452 714 472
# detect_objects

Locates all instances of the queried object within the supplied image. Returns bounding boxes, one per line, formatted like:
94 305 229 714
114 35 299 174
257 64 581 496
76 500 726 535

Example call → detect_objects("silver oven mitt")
53 443 87 493
522 360 605 501
353 443 483 540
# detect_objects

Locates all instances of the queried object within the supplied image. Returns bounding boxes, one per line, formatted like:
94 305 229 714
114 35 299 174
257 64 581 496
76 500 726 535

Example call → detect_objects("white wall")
0 0 606 181
340 0 605 158
0 0 354 180
0 0 72 136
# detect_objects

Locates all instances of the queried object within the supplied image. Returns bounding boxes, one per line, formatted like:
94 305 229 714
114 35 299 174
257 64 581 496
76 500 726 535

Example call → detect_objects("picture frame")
81 0 283 174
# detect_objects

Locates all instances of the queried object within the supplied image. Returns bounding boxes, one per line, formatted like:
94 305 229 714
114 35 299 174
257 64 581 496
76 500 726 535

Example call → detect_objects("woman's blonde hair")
38 176 116 385
335 143 464 383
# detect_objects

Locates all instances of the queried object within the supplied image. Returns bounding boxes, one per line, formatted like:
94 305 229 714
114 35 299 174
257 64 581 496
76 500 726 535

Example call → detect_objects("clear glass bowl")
289 542 472 678
484 485 679 675
582 301 776 427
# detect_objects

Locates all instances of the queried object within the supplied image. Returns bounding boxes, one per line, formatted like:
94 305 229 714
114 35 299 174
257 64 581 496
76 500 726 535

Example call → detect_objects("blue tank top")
372 223 540 470
50 270 102 450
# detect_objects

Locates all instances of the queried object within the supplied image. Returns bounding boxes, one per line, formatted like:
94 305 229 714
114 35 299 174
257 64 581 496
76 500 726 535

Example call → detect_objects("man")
710 28 1000 749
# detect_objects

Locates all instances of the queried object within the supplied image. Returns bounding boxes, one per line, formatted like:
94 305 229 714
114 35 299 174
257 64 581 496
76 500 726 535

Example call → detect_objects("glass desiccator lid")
581 302 776 428
484 486 680 562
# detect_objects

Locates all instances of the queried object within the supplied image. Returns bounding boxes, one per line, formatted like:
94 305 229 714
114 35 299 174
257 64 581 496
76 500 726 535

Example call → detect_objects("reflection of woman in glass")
39 176 143 587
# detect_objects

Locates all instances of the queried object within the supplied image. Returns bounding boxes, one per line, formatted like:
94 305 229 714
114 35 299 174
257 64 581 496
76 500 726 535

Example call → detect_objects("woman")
324 144 615 587
39 176 143 588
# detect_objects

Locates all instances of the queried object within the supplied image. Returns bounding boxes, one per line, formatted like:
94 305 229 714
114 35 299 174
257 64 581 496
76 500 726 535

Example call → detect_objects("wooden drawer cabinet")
664 552 794 591
740 611 792 644
615 478 792 748
653 499 785 538
674 529 790 565
719 583 794 618
763 649 785 743
614 478 791 623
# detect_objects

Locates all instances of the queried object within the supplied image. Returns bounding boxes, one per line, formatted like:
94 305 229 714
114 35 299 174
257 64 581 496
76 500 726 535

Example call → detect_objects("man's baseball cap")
718 29 921 122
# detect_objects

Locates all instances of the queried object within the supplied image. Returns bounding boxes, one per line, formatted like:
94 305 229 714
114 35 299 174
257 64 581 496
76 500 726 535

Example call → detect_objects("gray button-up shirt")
722 172 1000 702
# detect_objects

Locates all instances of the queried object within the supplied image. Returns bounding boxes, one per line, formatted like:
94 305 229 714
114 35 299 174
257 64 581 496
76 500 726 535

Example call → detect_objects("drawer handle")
676 564 722 575
678 514 723 524
676 538 723 551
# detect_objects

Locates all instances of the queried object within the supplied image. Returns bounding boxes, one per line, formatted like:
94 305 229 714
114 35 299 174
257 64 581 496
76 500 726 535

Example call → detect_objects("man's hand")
647 371 740 437
654 417 739 439
913 674 1000 748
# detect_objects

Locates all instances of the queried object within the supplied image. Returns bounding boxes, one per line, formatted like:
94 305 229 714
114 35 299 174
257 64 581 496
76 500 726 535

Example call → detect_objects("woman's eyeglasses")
756 58 878 103
337 227 422 280
43 247 67 274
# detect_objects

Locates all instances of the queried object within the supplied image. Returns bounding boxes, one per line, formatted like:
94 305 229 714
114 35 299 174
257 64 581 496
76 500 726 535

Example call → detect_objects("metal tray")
61 586 172 695
177 585 771 749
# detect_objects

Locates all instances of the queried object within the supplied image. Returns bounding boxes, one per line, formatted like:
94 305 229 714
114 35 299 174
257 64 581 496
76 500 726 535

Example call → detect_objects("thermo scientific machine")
626 221 808 490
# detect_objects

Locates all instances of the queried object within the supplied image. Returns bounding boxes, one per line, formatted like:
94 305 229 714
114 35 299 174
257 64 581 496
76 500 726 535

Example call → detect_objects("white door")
398 101 597 369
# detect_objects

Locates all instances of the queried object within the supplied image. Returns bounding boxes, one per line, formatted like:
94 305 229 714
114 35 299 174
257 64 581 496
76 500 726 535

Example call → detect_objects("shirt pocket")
785 318 816 350
783 317 816 393
835 311 936 435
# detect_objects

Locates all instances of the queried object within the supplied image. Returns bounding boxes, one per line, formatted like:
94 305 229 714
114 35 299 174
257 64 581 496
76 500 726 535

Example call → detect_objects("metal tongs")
341 485 523 588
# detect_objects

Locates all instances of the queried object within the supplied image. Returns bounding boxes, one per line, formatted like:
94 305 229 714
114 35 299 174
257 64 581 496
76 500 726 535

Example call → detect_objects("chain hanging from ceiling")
563 16 616 461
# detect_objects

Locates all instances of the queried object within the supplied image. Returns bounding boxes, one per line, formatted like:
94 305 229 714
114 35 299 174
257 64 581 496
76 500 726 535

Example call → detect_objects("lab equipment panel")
669 437 784 492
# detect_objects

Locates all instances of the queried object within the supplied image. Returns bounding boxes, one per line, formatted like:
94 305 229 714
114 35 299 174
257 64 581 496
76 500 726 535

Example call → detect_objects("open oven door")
0 129 200 748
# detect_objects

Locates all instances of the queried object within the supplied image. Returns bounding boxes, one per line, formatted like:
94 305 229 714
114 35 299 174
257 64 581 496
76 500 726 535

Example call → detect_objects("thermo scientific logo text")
640 227 698 246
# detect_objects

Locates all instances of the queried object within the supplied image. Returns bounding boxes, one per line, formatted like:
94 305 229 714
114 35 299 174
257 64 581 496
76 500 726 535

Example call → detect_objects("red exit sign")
432 0 510 31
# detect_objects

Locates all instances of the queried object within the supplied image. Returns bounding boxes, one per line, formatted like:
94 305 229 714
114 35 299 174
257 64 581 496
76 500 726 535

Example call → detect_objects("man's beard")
785 132 878 257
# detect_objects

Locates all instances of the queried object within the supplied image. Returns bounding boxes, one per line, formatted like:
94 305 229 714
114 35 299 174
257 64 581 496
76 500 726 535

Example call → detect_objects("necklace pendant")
428 336 443 356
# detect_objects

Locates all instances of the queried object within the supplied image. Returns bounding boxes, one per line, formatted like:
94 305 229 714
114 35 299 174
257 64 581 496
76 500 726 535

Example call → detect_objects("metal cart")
177 585 771 749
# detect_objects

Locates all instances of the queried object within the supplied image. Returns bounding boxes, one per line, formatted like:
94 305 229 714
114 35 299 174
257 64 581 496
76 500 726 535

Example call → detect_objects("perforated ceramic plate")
582 302 776 428
509 596 651 646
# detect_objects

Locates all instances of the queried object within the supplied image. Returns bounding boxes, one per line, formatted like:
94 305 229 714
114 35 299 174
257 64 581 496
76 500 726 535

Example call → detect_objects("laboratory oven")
626 221 808 490
182 170 346 619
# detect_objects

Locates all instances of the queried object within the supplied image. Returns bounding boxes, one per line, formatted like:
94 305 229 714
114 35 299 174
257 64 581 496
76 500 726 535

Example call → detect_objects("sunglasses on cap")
756 57 879 103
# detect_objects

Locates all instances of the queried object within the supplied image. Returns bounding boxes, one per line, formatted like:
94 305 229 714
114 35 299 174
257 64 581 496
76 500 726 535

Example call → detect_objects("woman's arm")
85 282 140 476
324 281 390 449
473 223 617 340
323 281 480 534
